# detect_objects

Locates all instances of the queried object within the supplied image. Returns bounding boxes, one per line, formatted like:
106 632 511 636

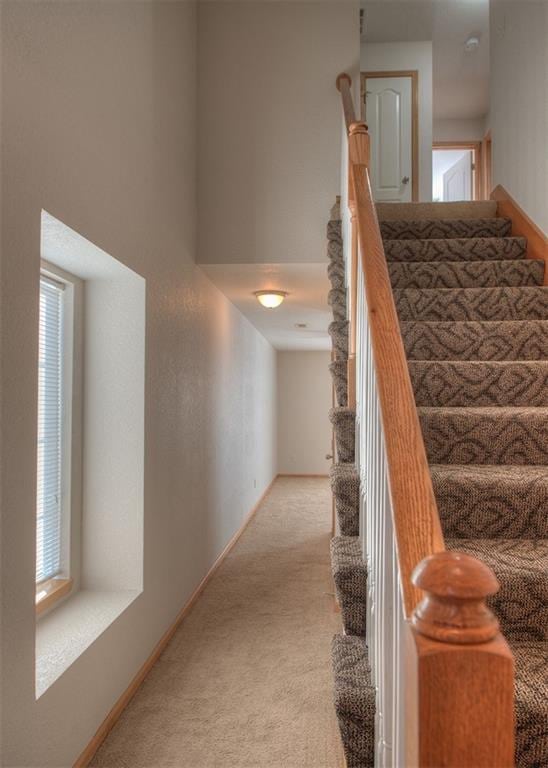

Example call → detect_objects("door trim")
361 70 419 202
433 141 482 201
481 131 492 200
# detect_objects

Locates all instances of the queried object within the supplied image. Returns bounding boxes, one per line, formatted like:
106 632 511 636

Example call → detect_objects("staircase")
326 209 375 768
326 199 548 767
382 200 547 768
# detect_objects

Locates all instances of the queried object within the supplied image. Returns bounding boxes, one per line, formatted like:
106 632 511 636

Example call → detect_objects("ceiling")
361 0 490 120
201 263 332 351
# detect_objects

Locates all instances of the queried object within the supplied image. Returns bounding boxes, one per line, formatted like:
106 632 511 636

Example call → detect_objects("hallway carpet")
91 477 343 768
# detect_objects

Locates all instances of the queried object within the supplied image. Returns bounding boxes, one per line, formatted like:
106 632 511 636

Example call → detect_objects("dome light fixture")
254 290 287 309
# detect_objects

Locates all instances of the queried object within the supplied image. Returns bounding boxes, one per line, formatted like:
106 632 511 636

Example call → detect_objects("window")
36 268 77 613
37 277 64 583
36 211 144 697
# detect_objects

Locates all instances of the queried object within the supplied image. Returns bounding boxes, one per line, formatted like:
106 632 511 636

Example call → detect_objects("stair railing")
336 73 515 767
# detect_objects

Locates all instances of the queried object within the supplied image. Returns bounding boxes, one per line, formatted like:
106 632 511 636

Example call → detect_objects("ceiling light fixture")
254 290 287 309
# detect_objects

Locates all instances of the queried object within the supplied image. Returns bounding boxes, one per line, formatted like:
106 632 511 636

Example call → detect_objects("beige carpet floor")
91 476 343 768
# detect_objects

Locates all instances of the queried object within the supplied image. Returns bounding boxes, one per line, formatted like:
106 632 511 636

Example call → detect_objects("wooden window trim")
36 577 73 616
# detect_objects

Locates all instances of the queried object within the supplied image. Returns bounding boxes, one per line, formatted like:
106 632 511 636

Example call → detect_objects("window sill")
35 577 73 615
35 588 140 698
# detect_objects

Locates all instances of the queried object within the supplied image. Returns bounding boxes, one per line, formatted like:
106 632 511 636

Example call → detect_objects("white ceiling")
201 263 332 351
361 0 490 120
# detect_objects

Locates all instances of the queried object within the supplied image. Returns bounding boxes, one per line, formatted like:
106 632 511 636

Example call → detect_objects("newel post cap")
411 551 500 645
336 72 352 91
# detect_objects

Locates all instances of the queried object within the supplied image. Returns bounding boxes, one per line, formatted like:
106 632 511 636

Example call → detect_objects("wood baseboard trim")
277 473 330 478
73 475 277 768
491 184 548 284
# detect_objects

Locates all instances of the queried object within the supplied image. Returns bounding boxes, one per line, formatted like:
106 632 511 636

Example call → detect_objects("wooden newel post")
411 551 515 767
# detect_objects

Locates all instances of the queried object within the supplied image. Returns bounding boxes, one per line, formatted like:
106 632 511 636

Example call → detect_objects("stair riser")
328 261 345 290
330 466 359 537
419 410 548 465
402 321 548 361
329 361 348 408
385 236 526 263
328 321 349 361
409 362 548 407
381 218 512 241
327 220 342 245
330 408 355 463
433 470 548 539
396 287 548 322
513 642 548 768
328 288 347 322
447 540 548 642
389 260 544 289
331 636 375 768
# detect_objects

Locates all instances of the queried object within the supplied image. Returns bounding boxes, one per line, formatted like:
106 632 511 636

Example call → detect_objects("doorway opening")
432 142 482 202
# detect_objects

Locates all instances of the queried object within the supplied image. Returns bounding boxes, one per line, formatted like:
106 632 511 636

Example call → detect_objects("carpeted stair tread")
384 236 527 263
329 359 348 408
331 634 375 768
419 406 548 465
380 217 511 241
330 463 359 536
401 320 548 361
409 360 548 407
376 200 498 222
513 641 548 768
446 538 548 641
330 536 366 636
395 286 548 322
328 320 349 360
389 259 544 289
431 464 548 539
329 406 355 463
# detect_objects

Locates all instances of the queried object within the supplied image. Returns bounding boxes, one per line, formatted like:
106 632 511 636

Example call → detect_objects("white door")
365 76 413 202
442 152 472 201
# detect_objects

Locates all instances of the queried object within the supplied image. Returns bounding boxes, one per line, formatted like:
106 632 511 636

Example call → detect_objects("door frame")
432 141 483 201
361 70 419 202
481 131 492 199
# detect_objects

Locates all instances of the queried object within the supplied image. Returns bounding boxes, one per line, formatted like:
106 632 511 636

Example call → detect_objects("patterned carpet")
328 202 548 768
91 477 344 768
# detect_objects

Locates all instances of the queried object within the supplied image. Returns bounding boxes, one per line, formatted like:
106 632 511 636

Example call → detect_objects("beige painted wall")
0 2 277 765
434 117 487 142
489 0 548 232
361 41 433 202
277 351 332 476
197 1 360 265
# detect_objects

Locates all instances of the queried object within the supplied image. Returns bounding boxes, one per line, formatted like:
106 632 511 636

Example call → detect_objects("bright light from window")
36 276 65 584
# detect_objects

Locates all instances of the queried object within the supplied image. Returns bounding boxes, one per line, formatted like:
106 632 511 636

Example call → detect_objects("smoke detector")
464 36 480 52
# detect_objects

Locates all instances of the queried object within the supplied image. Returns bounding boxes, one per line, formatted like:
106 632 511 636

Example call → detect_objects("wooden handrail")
345 115 444 616
336 73 357 133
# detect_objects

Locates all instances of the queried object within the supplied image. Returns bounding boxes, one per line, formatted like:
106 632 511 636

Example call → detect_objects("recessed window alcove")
36 211 146 698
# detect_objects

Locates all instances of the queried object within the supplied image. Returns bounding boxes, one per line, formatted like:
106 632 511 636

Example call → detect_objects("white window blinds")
36 277 65 584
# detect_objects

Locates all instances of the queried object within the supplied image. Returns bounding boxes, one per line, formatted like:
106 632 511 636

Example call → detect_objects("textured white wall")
277 351 332 476
434 117 487 142
0 2 277 765
361 41 434 202
197 1 360 265
490 0 548 232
